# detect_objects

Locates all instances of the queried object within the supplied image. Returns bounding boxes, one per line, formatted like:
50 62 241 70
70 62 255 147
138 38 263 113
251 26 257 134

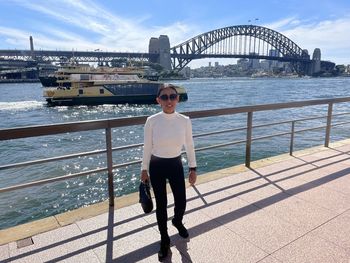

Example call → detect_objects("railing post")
325 103 333 147
245 112 253 168
105 127 115 206
289 121 295 155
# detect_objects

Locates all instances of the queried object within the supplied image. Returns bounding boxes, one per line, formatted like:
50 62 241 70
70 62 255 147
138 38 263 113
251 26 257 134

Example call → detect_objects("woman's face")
156 87 179 114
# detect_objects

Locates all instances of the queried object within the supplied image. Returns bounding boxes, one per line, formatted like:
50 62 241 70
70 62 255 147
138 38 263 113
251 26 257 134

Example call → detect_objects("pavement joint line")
73 220 102 262
210 210 273 257
307 208 350 252
2 141 350 262
1 138 350 246
265 207 350 259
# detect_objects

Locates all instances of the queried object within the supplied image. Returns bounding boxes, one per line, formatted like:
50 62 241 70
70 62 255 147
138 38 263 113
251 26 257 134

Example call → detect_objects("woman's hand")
189 170 197 185
141 170 149 183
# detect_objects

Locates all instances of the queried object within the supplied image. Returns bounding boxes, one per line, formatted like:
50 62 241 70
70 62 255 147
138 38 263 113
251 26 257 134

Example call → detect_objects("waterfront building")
248 53 260 69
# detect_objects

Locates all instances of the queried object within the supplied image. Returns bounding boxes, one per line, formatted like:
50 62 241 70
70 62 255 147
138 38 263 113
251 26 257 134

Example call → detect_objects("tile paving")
1 144 350 262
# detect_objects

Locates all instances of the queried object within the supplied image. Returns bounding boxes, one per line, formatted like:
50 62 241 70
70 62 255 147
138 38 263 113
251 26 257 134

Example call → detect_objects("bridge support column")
148 35 172 71
310 48 321 76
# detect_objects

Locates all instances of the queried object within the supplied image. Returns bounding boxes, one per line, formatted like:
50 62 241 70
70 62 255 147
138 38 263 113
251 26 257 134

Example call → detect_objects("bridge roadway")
1 24 331 75
1 140 350 262
0 49 155 62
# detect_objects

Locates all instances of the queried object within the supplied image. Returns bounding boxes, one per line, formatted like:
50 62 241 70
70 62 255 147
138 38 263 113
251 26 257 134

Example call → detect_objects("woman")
140 83 197 261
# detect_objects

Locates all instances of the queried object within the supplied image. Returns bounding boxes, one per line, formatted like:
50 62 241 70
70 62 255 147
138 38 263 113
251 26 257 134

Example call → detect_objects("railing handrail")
2 97 350 141
1 97 350 206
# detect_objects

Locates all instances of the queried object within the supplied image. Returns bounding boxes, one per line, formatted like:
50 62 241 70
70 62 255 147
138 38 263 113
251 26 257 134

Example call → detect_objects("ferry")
42 70 188 106
39 64 159 87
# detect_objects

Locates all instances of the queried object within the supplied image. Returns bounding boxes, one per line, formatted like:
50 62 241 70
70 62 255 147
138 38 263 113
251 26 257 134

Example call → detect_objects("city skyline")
0 0 349 68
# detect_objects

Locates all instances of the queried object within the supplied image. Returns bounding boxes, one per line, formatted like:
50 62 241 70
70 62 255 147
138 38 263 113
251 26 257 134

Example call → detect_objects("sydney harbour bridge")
0 25 334 77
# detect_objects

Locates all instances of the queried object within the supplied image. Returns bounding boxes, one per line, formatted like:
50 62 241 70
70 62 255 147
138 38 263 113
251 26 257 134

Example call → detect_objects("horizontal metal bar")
294 125 326 133
252 112 349 129
287 112 350 124
332 112 350 117
0 167 108 193
194 121 349 152
0 149 107 171
195 139 247 152
251 131 292 141
112 160 142 169
289 114 328 123
194 112 350 138
331 121 350 127
253 120 292 129
0 120 108 141
194 122 346 153
194 127 246 138
2 97 350 140
0 116 148 141
194 117 326 139
0 143 144 171
182 97 350 119
112 143 143 151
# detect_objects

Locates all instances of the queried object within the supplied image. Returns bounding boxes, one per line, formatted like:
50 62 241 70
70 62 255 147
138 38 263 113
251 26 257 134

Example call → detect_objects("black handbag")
139 181 153 214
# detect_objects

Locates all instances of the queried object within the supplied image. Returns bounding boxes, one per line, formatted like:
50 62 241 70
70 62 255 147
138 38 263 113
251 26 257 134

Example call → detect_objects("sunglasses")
159 94 178 101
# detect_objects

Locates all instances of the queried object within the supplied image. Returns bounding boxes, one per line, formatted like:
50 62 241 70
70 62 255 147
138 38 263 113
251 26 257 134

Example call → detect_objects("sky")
0 0 350 68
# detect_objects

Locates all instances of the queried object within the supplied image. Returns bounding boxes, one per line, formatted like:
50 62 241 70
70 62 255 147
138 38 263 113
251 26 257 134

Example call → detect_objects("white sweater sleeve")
141 117 152 171
184 118 197 168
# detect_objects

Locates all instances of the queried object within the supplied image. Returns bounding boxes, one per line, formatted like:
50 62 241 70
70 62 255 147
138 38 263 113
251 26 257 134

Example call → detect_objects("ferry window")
80 74 89 80
79 89 83 95
100 89 104 94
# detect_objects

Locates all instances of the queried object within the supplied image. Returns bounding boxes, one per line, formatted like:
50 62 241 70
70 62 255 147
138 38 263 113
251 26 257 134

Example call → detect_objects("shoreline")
1 75 350 84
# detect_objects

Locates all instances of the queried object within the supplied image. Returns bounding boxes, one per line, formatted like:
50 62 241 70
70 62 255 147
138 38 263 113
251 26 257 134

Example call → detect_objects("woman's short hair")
157 83 178 97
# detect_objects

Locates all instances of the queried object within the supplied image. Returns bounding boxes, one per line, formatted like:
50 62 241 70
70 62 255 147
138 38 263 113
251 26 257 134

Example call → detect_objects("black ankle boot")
158 235 170 261
172 219 189 238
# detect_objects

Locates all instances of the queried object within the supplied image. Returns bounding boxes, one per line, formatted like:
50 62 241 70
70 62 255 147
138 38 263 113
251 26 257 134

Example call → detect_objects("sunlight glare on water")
0 77 350 229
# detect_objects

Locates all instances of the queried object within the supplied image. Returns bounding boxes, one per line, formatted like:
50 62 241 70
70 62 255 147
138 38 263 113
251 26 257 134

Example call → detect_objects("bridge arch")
170 25 310 71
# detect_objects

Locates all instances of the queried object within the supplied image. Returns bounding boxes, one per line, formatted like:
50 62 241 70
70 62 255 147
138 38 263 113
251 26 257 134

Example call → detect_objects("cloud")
3 0 198 52
2 1 349 65
263 17 299 31
0 26 31 48
13 0 125 34
277 17 350 64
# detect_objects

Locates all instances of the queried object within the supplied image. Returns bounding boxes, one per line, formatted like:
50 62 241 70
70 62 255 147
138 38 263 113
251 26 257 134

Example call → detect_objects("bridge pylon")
148 35 172 71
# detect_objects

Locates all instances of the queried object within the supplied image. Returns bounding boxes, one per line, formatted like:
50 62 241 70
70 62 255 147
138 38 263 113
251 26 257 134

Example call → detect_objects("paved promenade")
1 141 350 262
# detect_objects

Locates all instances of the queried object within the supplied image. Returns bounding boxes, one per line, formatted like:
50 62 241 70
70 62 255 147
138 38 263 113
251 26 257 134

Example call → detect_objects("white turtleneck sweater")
141 111 197 171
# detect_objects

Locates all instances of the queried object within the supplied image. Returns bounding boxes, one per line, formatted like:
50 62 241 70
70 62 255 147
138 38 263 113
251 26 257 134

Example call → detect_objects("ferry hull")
46 93 188 106
42 66 189 106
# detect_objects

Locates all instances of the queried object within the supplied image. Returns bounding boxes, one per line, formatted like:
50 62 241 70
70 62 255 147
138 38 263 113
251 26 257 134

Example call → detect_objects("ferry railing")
1 97 350 207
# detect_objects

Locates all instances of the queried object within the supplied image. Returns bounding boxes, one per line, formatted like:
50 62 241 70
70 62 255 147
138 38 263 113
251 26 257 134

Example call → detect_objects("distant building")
260 60 270 71
181 67 191 78
346 65 350 73
268 49 279 69
237 58 249 70
248 53 259 69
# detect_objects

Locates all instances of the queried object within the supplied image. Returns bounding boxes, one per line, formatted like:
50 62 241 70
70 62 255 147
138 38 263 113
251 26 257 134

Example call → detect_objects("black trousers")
149 155 186 236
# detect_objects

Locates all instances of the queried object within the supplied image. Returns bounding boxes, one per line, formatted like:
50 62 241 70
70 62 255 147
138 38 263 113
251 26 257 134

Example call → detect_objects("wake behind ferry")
41 65 188 106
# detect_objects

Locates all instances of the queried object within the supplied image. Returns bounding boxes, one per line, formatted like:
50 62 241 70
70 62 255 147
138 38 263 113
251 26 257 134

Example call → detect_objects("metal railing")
1 97 350 207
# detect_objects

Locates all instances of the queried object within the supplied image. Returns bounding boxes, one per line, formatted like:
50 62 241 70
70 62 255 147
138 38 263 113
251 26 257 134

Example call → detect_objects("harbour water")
1 77 350 230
